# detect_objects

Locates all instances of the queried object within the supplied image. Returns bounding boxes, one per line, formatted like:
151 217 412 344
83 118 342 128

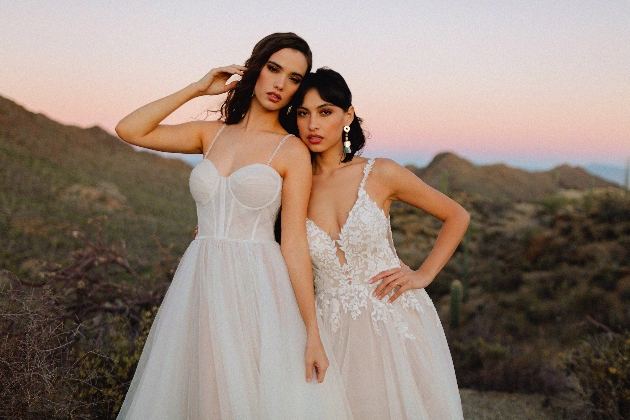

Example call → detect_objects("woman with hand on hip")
290 68 467 419
115 35 352 420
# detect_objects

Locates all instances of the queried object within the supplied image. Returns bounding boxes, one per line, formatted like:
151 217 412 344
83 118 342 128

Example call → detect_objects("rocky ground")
460 389 563 419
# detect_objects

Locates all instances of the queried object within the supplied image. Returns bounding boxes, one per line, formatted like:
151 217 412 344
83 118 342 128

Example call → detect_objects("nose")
308 115 318 131
273 75 285 91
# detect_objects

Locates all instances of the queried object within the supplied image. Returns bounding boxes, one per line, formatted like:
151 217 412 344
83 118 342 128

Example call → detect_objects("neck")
313 144 347 175
238 97 283 132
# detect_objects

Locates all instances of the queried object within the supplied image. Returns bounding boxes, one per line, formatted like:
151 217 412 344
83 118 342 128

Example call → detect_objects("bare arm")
370 159 470 301
276 138 329 383
115 65 246 153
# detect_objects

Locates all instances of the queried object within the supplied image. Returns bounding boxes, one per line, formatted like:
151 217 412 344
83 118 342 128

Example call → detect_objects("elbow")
114 120 140 146
114 120 129 142
460 206 471 229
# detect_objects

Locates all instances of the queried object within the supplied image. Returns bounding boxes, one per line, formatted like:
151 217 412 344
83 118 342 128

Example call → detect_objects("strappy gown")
306 158 464 420
118 125 353 420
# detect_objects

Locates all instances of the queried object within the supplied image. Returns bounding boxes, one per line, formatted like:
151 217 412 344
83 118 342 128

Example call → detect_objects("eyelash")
296 109 332 117
267 64 301 84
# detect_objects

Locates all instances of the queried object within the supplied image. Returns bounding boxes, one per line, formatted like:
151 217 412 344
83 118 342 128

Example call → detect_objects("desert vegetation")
2 95 628 418
391 186 630 418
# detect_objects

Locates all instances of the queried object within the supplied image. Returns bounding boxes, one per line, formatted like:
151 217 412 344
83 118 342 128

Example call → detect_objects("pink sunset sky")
1 1 628 170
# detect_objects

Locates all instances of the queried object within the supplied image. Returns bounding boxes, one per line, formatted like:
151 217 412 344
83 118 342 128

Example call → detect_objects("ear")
345 106 355 126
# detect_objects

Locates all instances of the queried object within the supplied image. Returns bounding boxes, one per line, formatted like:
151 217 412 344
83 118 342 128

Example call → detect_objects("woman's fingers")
223 80 239 92
388 283 409 303
306 361 313 383
369 268 398 284
306 359 329 383
197 65 247 95
377 276 406 299
315 361 328 383
372 269 403 297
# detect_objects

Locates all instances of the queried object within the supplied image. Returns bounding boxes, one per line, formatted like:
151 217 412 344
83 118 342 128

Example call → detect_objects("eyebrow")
297 102 335 109
268 60 304 78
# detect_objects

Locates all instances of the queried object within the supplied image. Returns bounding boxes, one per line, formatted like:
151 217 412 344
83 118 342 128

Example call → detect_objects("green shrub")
542 194 568 215
74 310 155 418
564 331 630 419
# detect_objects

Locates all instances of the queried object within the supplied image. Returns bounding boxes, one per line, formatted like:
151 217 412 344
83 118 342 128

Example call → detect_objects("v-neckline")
306 159 374 243
307 193 363 244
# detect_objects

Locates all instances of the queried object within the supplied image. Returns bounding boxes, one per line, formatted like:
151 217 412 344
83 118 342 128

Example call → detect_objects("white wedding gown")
118 125 352 420
307 158 464 420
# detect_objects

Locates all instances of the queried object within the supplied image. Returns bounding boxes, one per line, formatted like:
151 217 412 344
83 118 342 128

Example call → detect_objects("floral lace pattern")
307 159 438 343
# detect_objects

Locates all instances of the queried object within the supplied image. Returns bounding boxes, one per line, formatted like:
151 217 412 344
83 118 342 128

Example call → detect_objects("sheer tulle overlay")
118 128 352 419
307 159 464 420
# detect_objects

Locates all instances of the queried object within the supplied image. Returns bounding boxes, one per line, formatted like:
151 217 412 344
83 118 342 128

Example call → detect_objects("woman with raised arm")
115 35 351 420
289 68 468 419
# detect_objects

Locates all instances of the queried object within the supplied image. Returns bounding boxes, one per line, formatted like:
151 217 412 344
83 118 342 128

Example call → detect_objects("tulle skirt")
318 288 464 420
118 237 352 420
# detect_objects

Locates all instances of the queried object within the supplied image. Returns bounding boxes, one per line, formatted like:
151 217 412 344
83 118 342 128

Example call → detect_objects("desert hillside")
408 151 616 202
1 95 628 418
0 95 198 274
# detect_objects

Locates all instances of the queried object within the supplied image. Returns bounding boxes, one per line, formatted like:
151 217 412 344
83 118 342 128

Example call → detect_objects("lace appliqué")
307 159 434 343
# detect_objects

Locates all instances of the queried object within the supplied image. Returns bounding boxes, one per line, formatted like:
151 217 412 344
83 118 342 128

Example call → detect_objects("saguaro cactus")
439 171 449 196
461 227 470 302
450 280 463 329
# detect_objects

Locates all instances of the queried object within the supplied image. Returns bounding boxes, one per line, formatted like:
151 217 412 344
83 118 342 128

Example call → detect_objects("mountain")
0 93 622 271
2 95 628 414
408 152 617 202
0 95 198 274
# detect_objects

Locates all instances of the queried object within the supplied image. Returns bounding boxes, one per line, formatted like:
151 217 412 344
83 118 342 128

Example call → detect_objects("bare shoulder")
273 134 311 176
198 120 225 141
370 157 415 182
281 133 309 154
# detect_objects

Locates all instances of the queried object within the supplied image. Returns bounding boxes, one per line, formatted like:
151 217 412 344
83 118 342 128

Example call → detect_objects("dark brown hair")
220 33 312 127
287 67 367 162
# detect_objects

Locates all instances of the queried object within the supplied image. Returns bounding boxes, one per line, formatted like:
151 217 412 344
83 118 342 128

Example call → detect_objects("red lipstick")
267 92 282 103
307 134 323 144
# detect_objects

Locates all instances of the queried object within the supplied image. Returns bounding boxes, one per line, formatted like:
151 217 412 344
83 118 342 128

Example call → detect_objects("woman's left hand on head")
369 264 432 303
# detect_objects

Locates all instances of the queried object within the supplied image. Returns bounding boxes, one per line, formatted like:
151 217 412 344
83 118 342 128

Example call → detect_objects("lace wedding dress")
118 125 352 420
307 158 464 420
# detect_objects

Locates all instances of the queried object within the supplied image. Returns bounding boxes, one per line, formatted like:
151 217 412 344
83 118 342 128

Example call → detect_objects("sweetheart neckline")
198 158 282 180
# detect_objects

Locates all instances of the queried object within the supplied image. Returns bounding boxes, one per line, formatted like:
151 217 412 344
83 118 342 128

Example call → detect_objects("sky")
1 1 629 171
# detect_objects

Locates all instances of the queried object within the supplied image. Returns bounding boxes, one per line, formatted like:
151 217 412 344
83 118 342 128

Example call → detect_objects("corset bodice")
188 124 290 242
189 160 282 242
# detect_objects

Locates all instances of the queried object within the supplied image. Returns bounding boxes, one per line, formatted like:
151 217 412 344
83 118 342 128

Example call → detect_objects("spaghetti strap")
266 134 293 165
203 123 226 158
359 158 376 191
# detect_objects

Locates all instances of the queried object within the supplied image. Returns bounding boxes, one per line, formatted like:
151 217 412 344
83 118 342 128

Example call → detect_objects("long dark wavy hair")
220 33 312 127
286 67 367 162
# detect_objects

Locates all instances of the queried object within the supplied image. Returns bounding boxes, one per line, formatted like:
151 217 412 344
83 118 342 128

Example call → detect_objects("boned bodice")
189 160 281 242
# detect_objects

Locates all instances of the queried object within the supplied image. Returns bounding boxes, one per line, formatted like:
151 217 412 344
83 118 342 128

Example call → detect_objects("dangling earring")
286 105 292 115
343 125 351 154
